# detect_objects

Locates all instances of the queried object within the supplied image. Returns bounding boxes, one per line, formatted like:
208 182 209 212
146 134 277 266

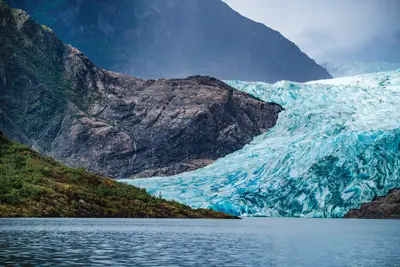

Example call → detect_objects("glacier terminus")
121 70 400 217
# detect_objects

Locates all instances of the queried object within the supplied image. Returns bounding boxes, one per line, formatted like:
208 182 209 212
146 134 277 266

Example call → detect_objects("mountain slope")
5 0 331 83
0 2 283 178
0 131 235 218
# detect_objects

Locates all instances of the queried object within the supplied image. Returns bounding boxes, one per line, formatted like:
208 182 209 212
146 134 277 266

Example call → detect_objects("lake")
0 218 399 266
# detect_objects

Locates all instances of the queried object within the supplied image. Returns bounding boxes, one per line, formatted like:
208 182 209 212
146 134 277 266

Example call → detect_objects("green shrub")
19 183 47 198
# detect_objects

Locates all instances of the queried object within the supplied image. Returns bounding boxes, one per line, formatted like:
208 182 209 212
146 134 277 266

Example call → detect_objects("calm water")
0 218 399 266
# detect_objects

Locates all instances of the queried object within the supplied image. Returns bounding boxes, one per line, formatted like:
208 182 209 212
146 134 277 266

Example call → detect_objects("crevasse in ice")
121 70 400 217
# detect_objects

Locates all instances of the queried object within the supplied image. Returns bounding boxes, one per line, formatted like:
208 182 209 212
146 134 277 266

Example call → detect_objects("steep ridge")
125 70 400 217
0 2 282 178
6 0 331 83
0 131 236 218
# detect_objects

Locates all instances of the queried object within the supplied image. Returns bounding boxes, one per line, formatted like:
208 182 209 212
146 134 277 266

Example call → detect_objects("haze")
223 0 400 63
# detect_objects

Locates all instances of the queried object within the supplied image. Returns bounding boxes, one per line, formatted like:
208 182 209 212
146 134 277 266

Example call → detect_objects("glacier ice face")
121 70 400 217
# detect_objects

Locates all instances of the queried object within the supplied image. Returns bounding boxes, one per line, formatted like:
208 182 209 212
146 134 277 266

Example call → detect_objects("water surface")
0 218 399 266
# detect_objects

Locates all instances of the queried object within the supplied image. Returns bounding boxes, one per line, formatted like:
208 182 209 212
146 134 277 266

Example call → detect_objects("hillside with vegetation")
0 131 236 218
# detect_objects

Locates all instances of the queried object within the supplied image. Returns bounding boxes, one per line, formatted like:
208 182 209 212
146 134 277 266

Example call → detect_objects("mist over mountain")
324 31 400 64
223 0 400 66
322 61 400 78
6 0 331 82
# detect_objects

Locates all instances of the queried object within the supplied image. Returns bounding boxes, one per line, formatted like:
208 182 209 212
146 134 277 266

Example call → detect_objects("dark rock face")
5 0 331 83
0 109 31 146
50 70 283 178
344 189 400 219
0 3 283 178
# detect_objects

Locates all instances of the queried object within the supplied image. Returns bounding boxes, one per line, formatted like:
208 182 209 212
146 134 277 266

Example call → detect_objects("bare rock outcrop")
0 2 283 178
344 189 400 219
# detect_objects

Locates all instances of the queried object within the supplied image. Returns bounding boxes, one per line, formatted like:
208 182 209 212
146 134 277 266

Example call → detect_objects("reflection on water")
0 218 399 266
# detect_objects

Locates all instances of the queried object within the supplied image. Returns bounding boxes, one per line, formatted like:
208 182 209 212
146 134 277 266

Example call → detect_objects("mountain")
323 61 400 78
0 131 235 218
0 1 282 178
125 71 400 218
5 0 331 83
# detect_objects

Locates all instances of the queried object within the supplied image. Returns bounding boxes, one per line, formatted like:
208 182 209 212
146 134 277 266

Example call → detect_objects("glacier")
324 61 400 78
121 70 400 217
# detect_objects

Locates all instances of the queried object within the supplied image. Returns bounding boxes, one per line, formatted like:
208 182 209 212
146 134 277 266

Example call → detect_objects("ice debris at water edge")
121 70 400 217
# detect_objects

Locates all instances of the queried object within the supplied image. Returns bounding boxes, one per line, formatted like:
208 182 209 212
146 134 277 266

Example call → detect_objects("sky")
222 0 400 63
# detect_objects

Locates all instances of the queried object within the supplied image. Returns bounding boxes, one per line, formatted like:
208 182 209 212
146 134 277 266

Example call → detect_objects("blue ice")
121 70 400 217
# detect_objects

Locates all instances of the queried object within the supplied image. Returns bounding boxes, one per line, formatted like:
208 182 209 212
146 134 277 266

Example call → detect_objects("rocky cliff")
344 189 400 219
0 2 283 178
5 0 331 83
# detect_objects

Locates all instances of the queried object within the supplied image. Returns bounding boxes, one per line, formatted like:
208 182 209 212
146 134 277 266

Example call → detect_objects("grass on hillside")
0 132 235 218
